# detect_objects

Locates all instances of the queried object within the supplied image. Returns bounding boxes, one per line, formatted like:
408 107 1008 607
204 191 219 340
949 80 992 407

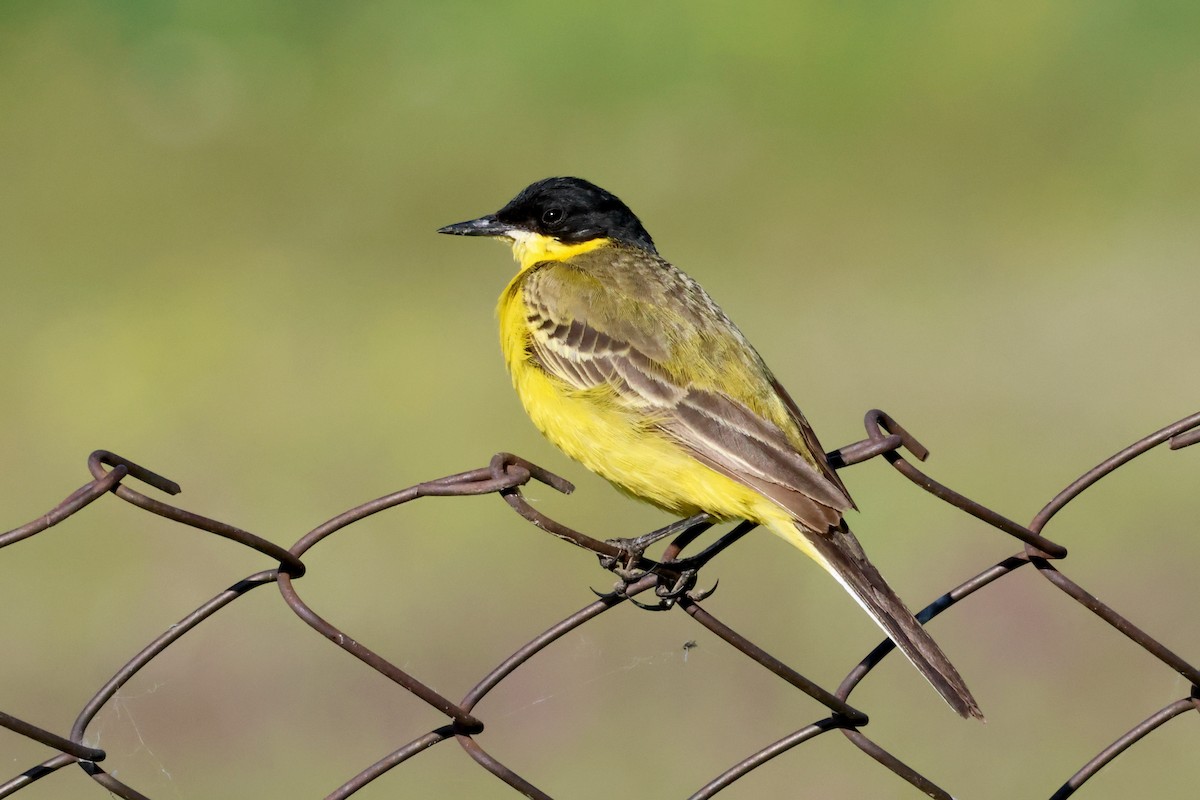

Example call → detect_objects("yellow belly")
497 270 834 569
498 276 781 526
521 363 753 514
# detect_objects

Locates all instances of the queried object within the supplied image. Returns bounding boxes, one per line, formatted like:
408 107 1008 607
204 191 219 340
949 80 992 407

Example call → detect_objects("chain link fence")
2 409 1198 799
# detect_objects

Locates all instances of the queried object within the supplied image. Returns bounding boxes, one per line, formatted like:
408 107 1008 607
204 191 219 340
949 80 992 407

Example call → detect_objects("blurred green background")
2 1 1198 798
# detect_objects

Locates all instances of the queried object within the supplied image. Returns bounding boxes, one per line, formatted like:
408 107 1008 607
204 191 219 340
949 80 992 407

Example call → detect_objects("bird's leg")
603 513 712 568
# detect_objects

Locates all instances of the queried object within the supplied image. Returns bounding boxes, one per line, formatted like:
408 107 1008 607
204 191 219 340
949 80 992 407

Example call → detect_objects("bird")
438 176 982 719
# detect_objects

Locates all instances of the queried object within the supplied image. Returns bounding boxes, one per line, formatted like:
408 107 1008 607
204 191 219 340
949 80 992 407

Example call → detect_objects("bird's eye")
541 207 565 227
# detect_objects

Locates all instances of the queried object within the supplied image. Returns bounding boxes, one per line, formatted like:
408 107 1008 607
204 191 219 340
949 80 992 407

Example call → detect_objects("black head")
438 177 657 254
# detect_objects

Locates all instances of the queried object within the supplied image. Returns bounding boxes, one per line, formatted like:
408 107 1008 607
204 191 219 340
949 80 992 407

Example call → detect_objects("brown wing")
522 254 853 531
768 375 856 511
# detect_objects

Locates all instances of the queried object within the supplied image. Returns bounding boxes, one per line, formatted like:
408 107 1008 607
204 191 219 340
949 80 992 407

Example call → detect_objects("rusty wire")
1 409 1197 799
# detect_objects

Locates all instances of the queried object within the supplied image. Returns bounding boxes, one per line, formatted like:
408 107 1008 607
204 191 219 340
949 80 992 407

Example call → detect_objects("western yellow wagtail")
439 177 981 719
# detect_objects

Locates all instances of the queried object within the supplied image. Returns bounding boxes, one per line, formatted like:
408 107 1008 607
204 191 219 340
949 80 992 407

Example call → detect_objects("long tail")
769 518 983 720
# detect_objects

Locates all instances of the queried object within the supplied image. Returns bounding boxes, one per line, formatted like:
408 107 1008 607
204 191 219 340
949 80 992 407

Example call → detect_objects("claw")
589 584 622 600
656 569 698 600
629 594 674 611
687 578 719 602
620 571 716 611
595 577 676 610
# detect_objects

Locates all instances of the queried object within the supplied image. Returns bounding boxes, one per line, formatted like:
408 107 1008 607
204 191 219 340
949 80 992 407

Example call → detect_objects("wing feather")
522 255 853 531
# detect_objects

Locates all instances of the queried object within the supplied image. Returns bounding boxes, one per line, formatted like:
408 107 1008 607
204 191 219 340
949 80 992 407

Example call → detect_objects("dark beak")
437 214 511 237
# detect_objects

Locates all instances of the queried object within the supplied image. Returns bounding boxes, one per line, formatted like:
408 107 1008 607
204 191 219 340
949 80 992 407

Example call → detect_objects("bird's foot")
625 570 719 611
597 540 647 583
598 514 718 609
